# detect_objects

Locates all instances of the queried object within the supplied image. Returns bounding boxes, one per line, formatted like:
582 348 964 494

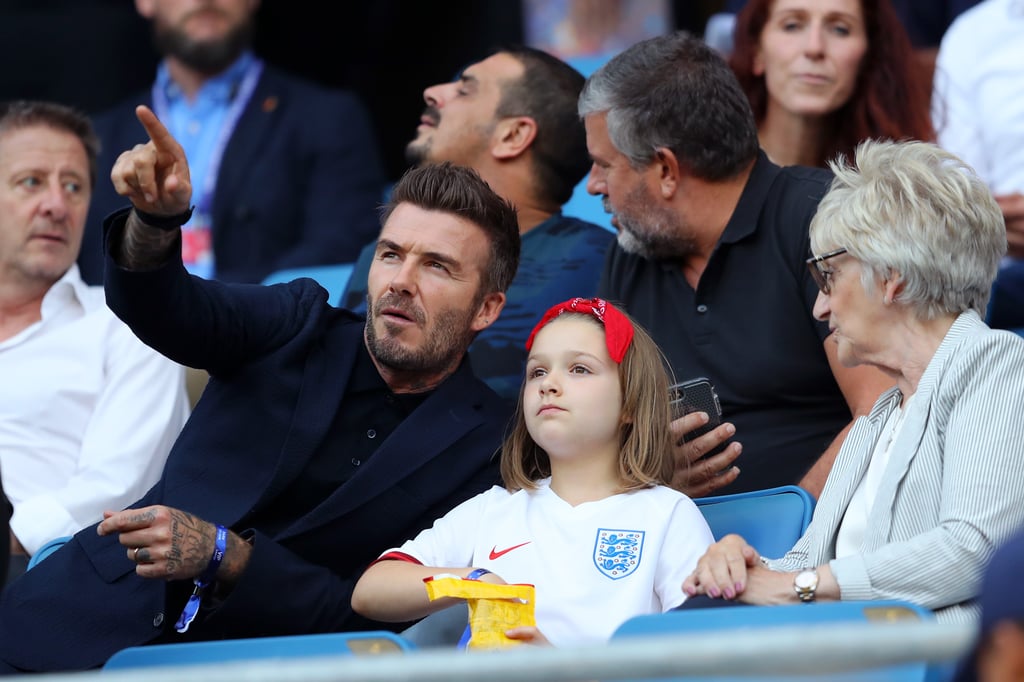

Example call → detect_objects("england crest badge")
593 528 644 580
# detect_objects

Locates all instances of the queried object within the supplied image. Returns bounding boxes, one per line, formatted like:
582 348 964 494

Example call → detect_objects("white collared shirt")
0 266 190 554
933 0 1024 197
835 394 915 559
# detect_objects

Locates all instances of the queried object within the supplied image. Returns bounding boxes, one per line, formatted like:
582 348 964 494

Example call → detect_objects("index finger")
670 411 709 446
97 506 159 535
135 105 185 159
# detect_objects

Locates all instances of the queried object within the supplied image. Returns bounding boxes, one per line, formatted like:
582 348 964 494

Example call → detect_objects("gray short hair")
810 140 1005 319
577 31 758 180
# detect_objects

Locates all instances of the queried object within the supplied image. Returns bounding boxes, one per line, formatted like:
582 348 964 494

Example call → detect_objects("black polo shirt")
599 152 849 494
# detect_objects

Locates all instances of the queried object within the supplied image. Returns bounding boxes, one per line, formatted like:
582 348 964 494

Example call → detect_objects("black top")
599 153 849 494
244 342 430 537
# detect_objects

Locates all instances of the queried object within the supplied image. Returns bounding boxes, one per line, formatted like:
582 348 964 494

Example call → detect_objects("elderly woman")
729 0 934 168
683 139 1024 623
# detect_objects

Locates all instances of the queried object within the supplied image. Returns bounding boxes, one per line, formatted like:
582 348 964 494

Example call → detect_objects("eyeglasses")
805 247 848 295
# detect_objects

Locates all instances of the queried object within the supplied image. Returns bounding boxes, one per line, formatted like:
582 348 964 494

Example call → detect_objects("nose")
804 25 825 57
586 163 607 196
539 372 561 396
812 291 831 321
423 81 451 108
39 182 70 221
387 259 418 298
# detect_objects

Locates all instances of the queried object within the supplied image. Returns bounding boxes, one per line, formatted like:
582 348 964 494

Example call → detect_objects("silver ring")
133 547 141 562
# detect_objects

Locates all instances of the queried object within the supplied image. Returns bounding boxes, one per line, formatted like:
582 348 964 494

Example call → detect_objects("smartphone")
669 377 723 443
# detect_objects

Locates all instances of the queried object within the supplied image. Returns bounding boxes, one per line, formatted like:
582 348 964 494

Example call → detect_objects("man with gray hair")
582 31 893 498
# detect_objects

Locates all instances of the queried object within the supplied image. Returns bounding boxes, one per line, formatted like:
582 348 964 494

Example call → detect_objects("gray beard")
615 213 696 262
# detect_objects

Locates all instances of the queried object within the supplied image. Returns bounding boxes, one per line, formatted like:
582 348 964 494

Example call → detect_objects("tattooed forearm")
217 532 253 586
114 210 181 271
166 510 214 578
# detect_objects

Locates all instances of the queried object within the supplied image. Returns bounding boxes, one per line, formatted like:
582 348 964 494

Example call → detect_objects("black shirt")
599 153 850 494
244 341 428 536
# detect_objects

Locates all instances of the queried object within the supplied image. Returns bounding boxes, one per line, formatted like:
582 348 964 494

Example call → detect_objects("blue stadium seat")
261 263 354 307
103 631 415 670
694 485 815 560
613 600 937 681
562 54 615 234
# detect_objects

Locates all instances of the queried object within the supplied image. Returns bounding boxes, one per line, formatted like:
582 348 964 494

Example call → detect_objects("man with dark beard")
580 32 893 498
0 106 519 673
76 0 385 285
342 46 615 404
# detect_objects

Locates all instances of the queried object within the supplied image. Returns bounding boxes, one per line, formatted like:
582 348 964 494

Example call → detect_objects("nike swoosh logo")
489 542 531 560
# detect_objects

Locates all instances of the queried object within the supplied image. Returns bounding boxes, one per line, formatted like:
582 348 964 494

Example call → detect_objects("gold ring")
133 547 141 562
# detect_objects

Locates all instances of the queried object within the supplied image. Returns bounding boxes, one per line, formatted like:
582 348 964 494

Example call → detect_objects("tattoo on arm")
217 532 254 586
115 211 181 271
167 510 214 578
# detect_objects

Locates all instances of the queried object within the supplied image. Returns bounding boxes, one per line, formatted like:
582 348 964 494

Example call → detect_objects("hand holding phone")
669 377 723 443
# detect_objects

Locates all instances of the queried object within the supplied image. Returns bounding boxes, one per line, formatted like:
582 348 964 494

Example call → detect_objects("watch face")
795 571 817 590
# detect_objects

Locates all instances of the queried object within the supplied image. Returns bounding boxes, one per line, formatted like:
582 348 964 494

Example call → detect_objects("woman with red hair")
729 0 933 168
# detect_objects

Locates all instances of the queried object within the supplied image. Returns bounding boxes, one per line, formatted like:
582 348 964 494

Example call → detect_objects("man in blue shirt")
79 0 386 284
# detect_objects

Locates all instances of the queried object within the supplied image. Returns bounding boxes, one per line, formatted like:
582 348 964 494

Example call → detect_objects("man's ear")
135 0 155 18
654 147 681 199
492 117 537 161
472 292 507 332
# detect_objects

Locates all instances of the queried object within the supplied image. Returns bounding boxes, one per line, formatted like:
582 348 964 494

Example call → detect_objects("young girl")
351 298 714 646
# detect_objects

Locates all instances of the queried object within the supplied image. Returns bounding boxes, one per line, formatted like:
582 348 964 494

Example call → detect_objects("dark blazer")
78 63 386 285
0 210 508 673
988 261 1024 331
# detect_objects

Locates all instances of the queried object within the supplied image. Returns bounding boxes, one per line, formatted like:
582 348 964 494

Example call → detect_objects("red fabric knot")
524 297 634 363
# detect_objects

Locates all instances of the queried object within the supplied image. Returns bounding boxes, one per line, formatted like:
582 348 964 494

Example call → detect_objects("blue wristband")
175 524 228 633
466 568 491 581
197 525 228 586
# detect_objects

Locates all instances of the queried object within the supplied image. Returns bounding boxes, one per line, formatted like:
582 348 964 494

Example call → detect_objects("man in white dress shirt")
932 0 1024 330
0 100 189 584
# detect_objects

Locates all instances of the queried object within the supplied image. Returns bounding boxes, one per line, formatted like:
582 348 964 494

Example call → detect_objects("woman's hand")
682 534 760 599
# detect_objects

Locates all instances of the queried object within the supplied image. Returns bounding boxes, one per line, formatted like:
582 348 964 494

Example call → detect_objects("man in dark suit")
0 105 520 673
77 0 386 285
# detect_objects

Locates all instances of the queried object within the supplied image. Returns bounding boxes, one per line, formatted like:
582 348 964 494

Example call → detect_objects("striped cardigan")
768 311 1024 623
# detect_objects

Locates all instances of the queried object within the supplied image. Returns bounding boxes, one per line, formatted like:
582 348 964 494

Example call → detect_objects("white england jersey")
383 479 714 646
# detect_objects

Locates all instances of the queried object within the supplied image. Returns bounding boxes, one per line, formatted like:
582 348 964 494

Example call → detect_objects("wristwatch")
793 568 819 603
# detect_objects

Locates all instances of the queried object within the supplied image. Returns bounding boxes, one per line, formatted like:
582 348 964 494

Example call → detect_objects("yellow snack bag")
423 576 536 649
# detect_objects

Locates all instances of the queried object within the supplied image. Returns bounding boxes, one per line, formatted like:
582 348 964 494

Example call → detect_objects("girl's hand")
504 626 552 646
